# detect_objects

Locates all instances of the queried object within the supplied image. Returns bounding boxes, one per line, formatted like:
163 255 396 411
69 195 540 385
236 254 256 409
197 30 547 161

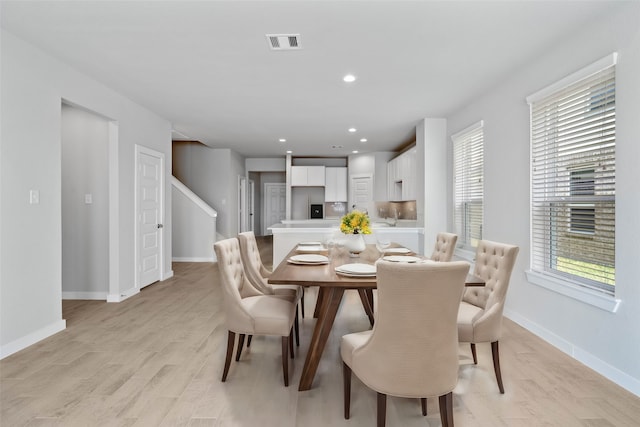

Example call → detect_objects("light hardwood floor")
2 239 639 426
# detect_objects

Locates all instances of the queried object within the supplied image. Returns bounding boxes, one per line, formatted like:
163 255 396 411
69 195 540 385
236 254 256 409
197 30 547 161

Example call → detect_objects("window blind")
453 122 484 251
529 63 616 292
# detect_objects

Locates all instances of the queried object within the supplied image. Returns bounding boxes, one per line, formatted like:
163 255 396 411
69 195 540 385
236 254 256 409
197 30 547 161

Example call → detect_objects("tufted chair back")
238 231 275 295
343 260 470 397
463 240 519 310
430 232 458 262
214 238 263 330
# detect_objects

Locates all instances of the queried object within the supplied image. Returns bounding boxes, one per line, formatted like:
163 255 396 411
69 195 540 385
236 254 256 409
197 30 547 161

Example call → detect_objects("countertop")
268 219 423 231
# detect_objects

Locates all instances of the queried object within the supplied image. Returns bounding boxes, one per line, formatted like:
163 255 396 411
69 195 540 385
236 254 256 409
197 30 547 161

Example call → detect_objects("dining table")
268 242 484 391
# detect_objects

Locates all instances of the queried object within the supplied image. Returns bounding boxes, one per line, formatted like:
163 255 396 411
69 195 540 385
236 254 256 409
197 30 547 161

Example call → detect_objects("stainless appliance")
310 204 323 219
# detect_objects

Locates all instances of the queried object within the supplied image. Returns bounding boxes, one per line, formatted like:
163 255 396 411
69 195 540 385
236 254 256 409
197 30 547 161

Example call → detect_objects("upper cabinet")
324 167 347 202
291 165 326 186
387 148 417 201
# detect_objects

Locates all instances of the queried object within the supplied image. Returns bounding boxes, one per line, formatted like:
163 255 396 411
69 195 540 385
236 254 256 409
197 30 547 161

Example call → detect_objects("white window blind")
452 122 483 251
529 57 616 293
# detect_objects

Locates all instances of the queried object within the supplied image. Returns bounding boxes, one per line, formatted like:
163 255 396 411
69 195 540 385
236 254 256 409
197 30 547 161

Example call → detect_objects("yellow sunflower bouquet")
340 210 372 235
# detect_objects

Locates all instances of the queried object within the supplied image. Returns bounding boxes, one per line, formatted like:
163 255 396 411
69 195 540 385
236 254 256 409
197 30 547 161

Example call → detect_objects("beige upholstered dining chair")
430 232 458 262
457 240 519 394
237 231 302 346
214 238 297 386
341 260 470 427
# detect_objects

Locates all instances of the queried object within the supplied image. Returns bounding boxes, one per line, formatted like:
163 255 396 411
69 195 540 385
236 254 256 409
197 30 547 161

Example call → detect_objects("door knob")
157 224 164 229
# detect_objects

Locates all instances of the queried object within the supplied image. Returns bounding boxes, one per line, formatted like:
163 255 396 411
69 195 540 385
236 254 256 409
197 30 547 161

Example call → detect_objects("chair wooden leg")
421 398 427 416
470 343 477 365
281 336 289 387
247 335 252 348
221 331 235 382
377 393 387 427
301 288 305 318
235 334 245 362
294 309 300 347
343 362 351 419
358 289 375 326
491 341 505 394
438 392 454 427
289 330 294 359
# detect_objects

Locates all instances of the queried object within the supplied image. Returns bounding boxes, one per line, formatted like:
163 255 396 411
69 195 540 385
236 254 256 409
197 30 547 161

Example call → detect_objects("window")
527 54 616 293
569 168 595 234
452 121 483 251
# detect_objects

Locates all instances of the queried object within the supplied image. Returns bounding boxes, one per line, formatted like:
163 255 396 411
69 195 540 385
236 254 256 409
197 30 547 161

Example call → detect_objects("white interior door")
350 174 373 214
248 179 255 232
263 182 286 235
239 177 247 233
136 146 164 289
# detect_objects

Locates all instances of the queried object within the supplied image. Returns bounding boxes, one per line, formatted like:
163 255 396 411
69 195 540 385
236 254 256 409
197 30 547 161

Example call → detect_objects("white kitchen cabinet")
387 148 417 201
324 167 347 201
307 166 325 186
291 166 326 186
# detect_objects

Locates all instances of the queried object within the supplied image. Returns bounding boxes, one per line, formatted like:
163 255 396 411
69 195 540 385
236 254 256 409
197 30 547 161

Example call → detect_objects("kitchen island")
268 220 425 266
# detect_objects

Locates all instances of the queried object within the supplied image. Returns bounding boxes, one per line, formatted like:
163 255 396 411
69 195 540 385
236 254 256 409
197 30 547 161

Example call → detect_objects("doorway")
61 103 111 300
263 182 286 235
350 174 373 214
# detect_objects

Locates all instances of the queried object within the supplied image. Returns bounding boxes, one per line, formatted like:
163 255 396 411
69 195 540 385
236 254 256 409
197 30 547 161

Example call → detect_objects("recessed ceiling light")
348 128 357 133
343 74 356 83
352 150 359 154
286 150 292 154
360 138 367 143
279 138 286 142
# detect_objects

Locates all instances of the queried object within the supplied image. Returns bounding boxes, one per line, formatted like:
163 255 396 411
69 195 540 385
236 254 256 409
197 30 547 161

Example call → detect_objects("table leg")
313 287 325 318
298 287 345 391
357 289 375 326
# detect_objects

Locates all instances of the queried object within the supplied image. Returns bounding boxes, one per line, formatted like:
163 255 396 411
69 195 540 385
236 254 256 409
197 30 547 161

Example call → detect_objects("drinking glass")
376 236 391 260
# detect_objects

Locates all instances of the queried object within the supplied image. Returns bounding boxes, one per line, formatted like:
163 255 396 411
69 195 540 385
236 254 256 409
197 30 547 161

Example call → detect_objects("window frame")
452 121 484 253
526 53 618 307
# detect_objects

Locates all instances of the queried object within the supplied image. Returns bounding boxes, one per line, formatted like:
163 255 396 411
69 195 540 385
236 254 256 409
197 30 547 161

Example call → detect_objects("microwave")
310 204 323 219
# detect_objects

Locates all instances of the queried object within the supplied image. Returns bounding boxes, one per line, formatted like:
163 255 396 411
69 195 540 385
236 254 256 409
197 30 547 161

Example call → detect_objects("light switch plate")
85 194 93 204
29 190 40 205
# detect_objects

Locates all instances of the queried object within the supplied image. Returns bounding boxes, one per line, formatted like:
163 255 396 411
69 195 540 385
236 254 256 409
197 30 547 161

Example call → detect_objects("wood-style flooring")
2 236 639 426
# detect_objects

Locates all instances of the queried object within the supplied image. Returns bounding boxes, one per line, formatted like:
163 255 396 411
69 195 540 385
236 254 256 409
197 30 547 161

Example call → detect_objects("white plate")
335 263 377 276
298 241 322 246
382 255 422 263
288 254 329 265
383 247 412 254
296 245 325 252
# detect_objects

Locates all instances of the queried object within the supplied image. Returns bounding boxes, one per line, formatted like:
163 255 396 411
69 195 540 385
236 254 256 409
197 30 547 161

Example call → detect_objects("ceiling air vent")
266 34 301 50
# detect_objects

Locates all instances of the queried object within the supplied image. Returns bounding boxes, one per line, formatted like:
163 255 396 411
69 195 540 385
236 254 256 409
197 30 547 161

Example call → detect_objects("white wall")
1 30 173 357
172 178 217 262
172 142 245 238
417 118 448 254
61 104 109 299
444 3 640 395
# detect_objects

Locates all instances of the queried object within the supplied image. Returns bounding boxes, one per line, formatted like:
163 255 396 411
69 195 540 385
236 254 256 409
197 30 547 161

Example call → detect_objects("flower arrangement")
340 210 372 235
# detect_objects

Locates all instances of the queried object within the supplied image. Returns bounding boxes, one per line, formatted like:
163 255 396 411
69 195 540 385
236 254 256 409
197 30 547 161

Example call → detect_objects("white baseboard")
0 319 66 360
172 257 215 262
62 291 107 300
505 309 640 397
107 287 139 303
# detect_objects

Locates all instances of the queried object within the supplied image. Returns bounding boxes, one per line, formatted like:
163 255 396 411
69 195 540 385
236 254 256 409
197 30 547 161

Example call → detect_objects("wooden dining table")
268 242 484 391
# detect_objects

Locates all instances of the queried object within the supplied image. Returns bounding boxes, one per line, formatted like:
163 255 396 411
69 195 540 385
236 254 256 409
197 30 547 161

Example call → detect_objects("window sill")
525 270 620 313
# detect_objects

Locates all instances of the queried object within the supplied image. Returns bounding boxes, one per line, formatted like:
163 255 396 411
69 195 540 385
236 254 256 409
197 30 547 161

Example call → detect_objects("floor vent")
266 34 301 50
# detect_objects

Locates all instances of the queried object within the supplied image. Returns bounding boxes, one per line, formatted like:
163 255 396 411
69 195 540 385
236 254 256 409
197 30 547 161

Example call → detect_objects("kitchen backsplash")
374 200 417 220
324 202 348 219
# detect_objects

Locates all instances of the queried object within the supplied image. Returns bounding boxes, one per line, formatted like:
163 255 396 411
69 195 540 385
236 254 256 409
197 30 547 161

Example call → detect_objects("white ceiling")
1 0 622 157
